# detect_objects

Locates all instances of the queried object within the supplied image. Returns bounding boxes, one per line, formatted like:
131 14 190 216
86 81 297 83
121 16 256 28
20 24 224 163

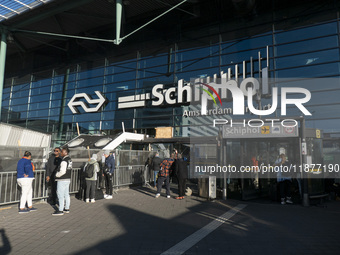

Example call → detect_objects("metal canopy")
0 0 207 78
1 0 197 58
0 0 55 23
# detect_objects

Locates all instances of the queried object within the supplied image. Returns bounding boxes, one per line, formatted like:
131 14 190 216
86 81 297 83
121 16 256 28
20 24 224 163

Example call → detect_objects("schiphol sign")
117 73 311 118
69 47 312 120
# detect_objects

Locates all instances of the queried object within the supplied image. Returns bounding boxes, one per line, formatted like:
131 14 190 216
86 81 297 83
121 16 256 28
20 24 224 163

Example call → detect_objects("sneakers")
281 198 286 205
85 198 90 203
281 197 293 205
91 199 95 203
52 211 64 216
286 197 293 204
28 207 37 212
19 208 29 214
63 209 70 214
155 194 171 198
105 195 113 199
19 208 37 213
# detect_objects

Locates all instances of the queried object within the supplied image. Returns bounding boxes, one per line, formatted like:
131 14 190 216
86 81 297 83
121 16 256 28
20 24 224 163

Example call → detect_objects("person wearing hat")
84 154 100 203
17 151 37 213
103 150 115 199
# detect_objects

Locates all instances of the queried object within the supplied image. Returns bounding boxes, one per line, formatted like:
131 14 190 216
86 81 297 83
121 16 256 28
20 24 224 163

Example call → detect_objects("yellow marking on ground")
0 207 12 211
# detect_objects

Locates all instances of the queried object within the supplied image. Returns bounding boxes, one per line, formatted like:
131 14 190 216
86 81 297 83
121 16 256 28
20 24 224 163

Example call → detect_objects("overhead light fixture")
95 138 113 147
68 138 85 147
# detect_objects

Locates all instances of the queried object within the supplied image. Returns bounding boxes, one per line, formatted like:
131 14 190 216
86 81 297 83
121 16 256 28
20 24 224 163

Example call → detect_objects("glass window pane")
274 77 340 91
28 109 49 118
275 36 338 57
30 94 50 103
306 118 340 133
275 49 340 69
104 81 134 93
52 92 62 100
276 63 340 78
49 108 61 116
11 97 28 106
177 45 220 73
30 102 49 110
275 22 337 44
12 84 29 98
51 84 63 93
221 34 272 53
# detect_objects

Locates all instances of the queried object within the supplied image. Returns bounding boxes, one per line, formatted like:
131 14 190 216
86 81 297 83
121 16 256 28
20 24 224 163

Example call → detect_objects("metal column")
0 30 7 122
301 117 310 206
114 0 123 45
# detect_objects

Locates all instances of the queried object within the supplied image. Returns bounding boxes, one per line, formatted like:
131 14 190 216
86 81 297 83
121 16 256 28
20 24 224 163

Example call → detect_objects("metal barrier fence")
0 170 47 205
0 166 148 206
114 165 149 187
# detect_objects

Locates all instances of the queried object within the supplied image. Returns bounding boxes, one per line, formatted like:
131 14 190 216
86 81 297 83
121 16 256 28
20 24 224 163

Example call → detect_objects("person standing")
174 154 188 200
17 151 37 213
85 154 100 203
104 150 115 199
275 154 293 205
46 147 62 205
155 153 175 198
151 152 162 188
53 147 72 216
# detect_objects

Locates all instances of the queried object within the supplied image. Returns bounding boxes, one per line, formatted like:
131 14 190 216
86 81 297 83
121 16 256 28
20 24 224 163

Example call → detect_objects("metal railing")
114 165 147 187
0 166 149 206
0 170 48 205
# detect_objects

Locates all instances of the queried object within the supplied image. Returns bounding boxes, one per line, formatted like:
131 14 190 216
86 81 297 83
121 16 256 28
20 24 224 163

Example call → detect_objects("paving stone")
1 185 340 254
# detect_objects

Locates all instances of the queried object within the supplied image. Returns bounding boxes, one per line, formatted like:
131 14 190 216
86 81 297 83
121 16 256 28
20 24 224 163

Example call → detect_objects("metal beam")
115 0 188 45
114 0 123 45
12 28 115 44
10 0 188 46
0 30 8 122
155 0 196 17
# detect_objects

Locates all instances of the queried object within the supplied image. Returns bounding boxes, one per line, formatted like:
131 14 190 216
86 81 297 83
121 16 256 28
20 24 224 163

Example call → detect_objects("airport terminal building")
1 0 340 164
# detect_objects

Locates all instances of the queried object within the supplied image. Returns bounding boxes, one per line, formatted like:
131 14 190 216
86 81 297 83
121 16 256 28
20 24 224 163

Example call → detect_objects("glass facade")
2 5 340 147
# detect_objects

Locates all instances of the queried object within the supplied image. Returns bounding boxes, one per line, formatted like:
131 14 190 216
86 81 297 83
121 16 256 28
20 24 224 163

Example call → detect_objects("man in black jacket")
151 152 162 188
46 147 62 205
174 154 188 200
104 150 115 199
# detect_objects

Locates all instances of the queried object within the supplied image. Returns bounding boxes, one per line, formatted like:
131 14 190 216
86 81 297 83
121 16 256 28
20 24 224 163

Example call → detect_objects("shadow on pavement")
71 199 232 255
0 229 11 255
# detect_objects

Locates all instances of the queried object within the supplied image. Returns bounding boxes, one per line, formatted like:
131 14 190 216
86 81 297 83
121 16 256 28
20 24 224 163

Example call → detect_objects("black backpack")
84 163 95 178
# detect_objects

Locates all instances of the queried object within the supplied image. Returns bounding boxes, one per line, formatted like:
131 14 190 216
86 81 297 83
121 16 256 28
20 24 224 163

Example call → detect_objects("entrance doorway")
225 138 301 200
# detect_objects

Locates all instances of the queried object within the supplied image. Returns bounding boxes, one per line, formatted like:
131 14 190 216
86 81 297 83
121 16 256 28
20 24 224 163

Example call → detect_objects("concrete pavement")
0 185 339 255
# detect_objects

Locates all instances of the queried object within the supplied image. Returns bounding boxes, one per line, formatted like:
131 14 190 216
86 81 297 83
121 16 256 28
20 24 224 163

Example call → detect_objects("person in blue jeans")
151 152 162 188
53 147 72 216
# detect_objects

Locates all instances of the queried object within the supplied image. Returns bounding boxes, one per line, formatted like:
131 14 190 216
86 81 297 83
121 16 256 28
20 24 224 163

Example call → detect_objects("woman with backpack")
84 154 100 203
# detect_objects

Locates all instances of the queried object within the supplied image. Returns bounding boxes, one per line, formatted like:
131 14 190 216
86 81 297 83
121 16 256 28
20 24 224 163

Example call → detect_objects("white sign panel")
222 124 299 138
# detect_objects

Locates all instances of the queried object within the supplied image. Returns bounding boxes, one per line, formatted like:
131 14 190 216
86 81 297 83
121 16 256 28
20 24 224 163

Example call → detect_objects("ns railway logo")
68 91 107 114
